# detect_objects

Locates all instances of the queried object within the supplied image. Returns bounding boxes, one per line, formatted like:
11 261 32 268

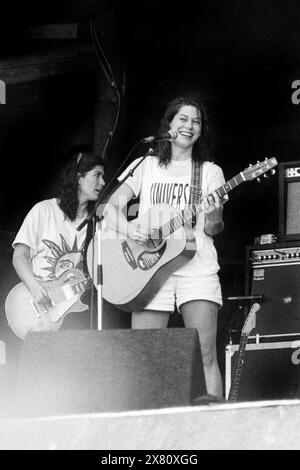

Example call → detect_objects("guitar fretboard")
160 171 246 237
228 333 248 402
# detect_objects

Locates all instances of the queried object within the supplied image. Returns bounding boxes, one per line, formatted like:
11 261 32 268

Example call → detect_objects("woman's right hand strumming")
13 243 52 307
127 220 149 244
27 278 51 307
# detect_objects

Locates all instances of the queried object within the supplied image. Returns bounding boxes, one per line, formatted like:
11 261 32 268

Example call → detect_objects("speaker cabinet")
247 243 300 336
279 161 300 240
15 328 206 416
226 338 300 401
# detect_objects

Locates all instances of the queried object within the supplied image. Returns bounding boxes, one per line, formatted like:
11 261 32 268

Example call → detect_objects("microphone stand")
224 295 265 302
77 147 154 330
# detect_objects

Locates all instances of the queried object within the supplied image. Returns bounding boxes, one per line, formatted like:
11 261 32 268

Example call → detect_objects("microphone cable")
90 16 124 162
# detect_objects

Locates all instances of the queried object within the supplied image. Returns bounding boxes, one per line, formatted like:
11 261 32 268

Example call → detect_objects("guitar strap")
189 160 203 227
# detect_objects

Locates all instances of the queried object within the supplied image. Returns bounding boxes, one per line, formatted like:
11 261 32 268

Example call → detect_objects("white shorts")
144 273 223 312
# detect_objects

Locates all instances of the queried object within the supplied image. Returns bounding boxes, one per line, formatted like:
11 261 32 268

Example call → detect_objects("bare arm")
104 183 149 242
12 244 51 303
104 183 135 236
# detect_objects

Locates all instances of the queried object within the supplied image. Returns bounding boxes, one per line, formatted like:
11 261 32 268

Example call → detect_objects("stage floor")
0 399 300 450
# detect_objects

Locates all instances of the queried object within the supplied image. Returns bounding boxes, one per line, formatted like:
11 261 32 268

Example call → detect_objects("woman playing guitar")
105 95 226 399
10 150 105 335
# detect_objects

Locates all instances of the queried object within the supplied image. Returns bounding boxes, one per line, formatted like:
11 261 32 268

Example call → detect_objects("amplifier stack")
226 241 300 401
226 160 300 401
246 242 300 337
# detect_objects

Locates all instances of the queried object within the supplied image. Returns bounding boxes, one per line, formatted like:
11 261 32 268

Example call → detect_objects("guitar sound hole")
144 238 163 250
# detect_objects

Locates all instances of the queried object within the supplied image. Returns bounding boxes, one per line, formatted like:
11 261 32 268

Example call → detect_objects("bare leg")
181 300 223 398
132 310 171 329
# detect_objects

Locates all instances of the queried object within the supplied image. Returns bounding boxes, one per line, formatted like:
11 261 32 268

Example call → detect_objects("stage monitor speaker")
247 243 300 336
279 160 300 240
15 328 206 417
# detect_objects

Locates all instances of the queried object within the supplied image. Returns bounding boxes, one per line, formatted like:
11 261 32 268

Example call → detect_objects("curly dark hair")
155 95 214 167
58 151 105 221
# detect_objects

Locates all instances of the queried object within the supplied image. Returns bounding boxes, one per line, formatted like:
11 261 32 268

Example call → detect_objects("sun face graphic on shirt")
41 234 85 279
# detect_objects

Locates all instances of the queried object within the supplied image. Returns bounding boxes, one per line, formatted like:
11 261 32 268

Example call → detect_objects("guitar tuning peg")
257 160 260 164
257 177 261 183
271 169 276 175
248 163 252 167
263 173 268 178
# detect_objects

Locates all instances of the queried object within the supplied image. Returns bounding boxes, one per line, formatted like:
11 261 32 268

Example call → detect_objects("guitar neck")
160 171 246 237
228 333 249 402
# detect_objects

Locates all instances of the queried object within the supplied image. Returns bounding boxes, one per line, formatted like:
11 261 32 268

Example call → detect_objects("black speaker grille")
251 263 300 335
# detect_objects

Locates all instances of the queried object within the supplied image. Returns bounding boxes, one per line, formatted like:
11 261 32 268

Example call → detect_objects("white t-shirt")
12 198 88 281
118 156 226 277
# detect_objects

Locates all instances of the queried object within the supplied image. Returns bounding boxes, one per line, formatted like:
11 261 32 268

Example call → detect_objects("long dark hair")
155 95 214 167
58 150 105 221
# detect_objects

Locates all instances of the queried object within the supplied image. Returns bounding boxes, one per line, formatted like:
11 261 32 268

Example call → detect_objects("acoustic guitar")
228 302 261 402
87 157 278 312
5 268 90 340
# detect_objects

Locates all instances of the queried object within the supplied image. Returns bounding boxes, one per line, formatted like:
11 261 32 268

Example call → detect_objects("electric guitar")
228 302 261 402
5 268 90 340
87 157 278 312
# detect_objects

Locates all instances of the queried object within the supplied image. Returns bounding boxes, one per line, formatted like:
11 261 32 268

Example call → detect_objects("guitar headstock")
242 157 278 182
241 302 261 336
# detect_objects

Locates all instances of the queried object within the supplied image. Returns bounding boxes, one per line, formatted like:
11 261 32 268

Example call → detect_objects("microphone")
141 129 178 143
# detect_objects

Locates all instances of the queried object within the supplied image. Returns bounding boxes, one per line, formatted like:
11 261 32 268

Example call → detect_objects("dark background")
1 0 300 385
